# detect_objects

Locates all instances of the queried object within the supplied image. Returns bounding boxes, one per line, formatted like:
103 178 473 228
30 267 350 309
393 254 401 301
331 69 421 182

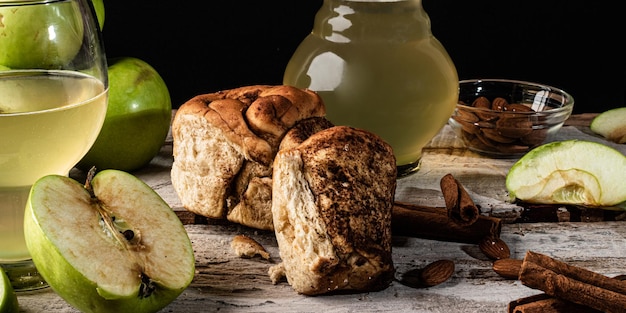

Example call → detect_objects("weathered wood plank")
17 222 626 312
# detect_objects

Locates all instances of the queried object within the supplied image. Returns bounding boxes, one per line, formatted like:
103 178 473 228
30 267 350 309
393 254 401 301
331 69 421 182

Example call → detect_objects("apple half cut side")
24 170 195 313
590 107 626 144
506 140 626 208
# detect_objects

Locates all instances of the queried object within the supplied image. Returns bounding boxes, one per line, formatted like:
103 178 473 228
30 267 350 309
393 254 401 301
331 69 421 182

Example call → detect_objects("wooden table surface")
17 113 626 313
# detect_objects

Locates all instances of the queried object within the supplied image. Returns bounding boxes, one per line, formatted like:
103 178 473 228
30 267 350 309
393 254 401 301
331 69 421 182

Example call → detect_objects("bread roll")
271 126 397 295
226 116 334 229
171 85 326 226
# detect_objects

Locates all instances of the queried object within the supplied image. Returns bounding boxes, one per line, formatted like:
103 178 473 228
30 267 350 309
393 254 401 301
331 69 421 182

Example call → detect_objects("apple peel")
506 140 626 208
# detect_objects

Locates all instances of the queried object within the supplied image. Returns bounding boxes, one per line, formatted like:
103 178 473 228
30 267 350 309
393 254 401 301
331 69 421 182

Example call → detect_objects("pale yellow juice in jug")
286 40 458 166
0 70 107 261
284 0 458 173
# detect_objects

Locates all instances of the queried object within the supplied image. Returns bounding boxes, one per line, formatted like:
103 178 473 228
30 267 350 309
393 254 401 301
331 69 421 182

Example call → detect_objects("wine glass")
0 0 108 291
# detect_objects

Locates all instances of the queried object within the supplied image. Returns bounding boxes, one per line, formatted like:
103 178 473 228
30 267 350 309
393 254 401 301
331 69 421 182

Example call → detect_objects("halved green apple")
590 107 626 144
24 170 195 313
0 268 19 313
506 140 626 207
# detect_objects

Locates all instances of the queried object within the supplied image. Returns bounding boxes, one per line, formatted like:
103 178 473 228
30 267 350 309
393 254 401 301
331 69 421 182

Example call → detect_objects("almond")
471 97 498 121
479 236 511 260
481 128 518 144
491 97 509 111
452 110 480 135
496 116 533 138
420 259 455 287
492 258 522 280
471 96 491 109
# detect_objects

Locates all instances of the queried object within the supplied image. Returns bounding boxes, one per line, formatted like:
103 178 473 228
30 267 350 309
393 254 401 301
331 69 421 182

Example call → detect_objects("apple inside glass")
0 2 84 69
24 170 195 313
506 140 626 207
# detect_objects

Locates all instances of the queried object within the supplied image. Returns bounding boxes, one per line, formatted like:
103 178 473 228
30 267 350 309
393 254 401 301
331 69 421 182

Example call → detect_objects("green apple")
0 2 84 69
90 0 106 31
24 170 195 313
77 57 172 172
0 269 19 313
590 107 626 144
506 140 626 207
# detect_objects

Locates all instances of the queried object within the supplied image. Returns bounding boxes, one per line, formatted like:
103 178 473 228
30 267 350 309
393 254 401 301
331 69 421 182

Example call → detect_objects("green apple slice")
506 140 626 207
0 268 19 313
24 170 195 313
590 107 626 144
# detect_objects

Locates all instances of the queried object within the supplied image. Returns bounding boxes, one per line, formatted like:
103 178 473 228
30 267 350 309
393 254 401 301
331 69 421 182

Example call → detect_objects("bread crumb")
268 263 286 284
231 234 270 260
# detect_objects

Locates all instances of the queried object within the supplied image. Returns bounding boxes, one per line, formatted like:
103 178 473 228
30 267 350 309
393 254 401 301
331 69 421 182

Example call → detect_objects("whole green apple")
78 57 172 172
24 170 195 313
0 1 84 69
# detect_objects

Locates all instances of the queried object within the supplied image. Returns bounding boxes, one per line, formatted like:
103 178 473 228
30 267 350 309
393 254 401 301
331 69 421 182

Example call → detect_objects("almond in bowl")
449 79 574 157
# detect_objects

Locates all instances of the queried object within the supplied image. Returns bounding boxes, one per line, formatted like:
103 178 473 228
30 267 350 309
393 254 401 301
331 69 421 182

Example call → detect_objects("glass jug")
284 0 458 177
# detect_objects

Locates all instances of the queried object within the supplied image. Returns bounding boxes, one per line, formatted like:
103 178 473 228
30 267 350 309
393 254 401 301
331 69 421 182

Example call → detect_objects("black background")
101 1 624 114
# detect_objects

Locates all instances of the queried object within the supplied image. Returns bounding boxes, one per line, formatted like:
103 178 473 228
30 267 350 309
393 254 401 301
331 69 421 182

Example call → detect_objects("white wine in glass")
0 0 108 291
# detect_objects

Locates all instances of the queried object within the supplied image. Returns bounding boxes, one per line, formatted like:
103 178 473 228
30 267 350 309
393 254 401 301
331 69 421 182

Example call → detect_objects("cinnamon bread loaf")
271 126 397 295
171 85 327 229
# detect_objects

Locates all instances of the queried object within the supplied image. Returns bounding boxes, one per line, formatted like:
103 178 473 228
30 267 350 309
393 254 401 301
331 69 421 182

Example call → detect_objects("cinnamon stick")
440 173 479 225
519 251 626 313
391 202 501 244
524 251 626 295
508 293 602 313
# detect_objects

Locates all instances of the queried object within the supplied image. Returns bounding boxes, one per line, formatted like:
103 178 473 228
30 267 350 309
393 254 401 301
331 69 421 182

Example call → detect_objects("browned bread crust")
171 85 326 224
272 126 397 295
173 86 397 295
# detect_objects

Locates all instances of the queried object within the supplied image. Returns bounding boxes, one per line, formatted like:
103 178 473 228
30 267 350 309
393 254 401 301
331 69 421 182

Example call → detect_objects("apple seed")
122 229 135 241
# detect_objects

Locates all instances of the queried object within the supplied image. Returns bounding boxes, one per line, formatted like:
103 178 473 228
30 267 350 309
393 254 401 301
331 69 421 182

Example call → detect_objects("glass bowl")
449 79 574 157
